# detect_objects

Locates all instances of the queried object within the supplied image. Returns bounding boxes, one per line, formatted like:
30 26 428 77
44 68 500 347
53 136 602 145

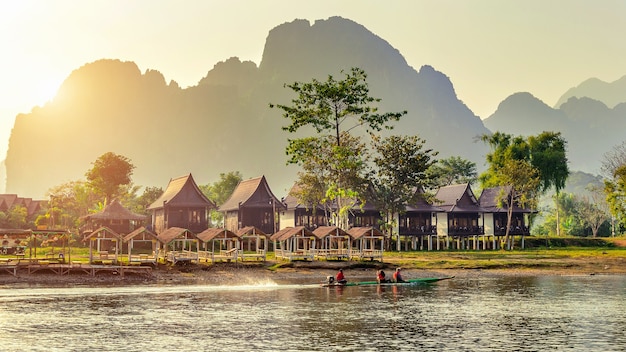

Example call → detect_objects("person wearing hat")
335 268 347 285
392 267 406 283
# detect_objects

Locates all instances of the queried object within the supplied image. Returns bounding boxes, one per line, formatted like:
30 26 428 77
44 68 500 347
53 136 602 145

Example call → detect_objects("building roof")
434 183 484 213
83 226 122 240
196 228 239 242
478 186 535 213
156 227 198 244
269 226 314 241
219 175 285 211
122 226 161 243
347 226 384 239
0 194 45 217
148 174 215 210
405 194 444 213
82 199 148 221
312 226 350 239
237 226 269 238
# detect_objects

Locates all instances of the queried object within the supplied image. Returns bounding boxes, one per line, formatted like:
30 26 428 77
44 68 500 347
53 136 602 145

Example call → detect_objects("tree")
602 142 626 233
529 132 569 236
426 156 477 188
271 68 406 229
370 134 437 247
47 180 99 229
133 186 164 215
576 194 609 238
494 159 540 249
85 152 135 205
200 171 243 227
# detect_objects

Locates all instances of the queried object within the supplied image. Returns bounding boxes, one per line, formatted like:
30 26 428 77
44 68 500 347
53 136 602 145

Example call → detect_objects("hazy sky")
1 0 625 162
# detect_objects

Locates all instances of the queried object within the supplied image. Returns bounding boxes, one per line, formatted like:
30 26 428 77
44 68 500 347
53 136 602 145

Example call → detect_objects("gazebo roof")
312 226 351 240
347 227 385 239
156 227 197 244
269 226 314 241
196 228 239 242
84 226 122 240
122 226 161 243
82 199 148 221
237 226 269 238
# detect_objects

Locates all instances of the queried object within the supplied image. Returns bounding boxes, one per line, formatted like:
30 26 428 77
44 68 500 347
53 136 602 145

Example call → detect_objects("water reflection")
0 275 624 351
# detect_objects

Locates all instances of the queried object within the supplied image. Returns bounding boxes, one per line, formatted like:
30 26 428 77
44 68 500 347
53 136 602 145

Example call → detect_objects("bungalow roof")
434 183 484 212
478 186 535 213
196 228 239 242
148 174 215 210
237 226 269 238
219 175 285 211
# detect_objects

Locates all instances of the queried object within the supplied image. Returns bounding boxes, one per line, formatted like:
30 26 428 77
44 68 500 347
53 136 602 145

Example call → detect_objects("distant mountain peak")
555 75 626 109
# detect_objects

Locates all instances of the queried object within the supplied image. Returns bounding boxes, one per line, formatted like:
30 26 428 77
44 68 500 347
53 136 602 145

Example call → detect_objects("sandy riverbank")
1 253 625 288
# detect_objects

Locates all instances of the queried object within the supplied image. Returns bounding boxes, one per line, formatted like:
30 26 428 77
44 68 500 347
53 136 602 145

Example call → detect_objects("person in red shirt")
336 268 347 284
377 269 389 283
392 267 406 283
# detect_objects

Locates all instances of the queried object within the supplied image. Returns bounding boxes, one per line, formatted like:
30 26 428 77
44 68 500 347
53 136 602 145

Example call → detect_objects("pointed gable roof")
347 226 385 239
405 194 444 212
312 226 351 240
148 174 215 210
478 186 534 213
434 183 483 213
219 175 285 211
82 199 148 221
196 228 239 242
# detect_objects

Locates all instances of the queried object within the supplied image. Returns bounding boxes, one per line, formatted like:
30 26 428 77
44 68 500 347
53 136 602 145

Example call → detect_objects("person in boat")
392 267 406 283
335 268 347 285
377 269 390 284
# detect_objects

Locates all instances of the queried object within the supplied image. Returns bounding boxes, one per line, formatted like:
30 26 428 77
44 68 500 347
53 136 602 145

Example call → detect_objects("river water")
0 274 624 352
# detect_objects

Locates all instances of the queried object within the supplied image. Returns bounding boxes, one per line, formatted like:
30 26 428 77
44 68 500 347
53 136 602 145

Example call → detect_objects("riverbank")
1 248 625 287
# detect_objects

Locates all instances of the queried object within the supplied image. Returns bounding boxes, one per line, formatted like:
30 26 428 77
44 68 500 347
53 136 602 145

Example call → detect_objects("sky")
1 0 626 165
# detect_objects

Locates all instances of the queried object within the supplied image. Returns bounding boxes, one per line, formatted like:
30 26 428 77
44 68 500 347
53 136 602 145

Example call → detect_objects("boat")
321 276 454 287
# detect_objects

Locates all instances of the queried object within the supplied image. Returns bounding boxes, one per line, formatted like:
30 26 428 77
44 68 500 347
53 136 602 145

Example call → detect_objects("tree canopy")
85 152 135 204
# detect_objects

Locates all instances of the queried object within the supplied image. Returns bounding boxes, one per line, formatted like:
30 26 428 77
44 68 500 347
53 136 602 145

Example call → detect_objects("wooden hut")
280 183 327 229
85 226 122 264
81 199 148 236
236 226 269 261
270 226 315 261
479 186 535 249
123 226 162 265
156 227 199 264
348 227 385 261
398 196 444 251
196 228 240 263
434 183 486 250
219 176 285 235
312 226 352 260
148 174 216 234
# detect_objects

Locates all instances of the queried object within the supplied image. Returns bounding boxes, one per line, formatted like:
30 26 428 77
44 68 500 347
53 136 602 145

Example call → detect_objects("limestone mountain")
5 16 490 198
555 75 626 109
484 92 626 173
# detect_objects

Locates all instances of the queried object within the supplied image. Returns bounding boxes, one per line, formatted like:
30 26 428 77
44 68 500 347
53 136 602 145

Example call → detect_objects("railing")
448 226 484 236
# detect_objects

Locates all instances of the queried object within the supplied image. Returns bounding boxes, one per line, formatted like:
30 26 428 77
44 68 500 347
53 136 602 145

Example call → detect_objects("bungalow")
219 176 285 235
479 186 535 249
397 195 444 251
148 174 216 234
434 183 486 250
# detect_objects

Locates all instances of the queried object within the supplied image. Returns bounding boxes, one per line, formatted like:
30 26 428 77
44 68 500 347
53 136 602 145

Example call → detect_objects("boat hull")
321 277 453 287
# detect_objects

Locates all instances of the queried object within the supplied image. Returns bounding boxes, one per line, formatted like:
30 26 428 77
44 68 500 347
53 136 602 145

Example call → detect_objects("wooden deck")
0 259 152 277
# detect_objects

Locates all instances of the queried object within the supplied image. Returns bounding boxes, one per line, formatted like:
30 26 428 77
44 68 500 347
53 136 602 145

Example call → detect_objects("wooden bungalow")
398 196 444 251
156 227 199 264
280 183 327 230
347 227 385 261
479 186 535 249
148 174 216 234
81 199 148 236
236 226 269 261
196 228 240 263
434 183 486 250
270 226 315 261
219 176 285 235
123 226 162 265
312 226 352 260
85 226 122 264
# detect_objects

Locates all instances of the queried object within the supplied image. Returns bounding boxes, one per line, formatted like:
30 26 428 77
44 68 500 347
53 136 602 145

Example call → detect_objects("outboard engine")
327 276 335 284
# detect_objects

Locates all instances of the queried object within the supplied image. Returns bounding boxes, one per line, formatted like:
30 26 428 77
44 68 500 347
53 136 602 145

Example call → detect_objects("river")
0 274 624 351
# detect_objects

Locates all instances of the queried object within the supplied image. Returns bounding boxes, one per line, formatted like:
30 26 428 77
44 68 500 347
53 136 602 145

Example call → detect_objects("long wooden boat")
321 276 453 287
